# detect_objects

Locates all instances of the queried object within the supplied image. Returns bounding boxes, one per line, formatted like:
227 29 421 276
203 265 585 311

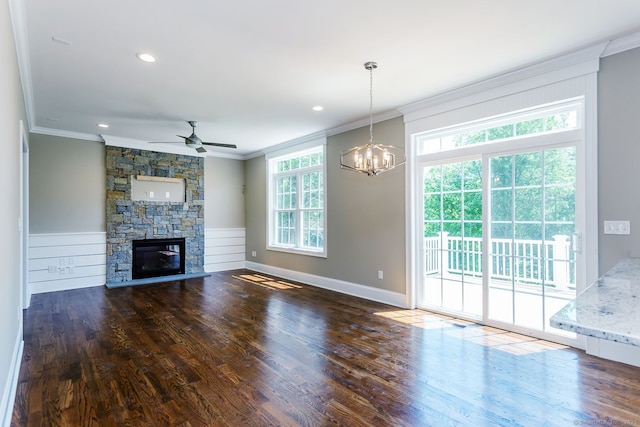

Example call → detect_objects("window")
267 143 326 256
417 100 580 155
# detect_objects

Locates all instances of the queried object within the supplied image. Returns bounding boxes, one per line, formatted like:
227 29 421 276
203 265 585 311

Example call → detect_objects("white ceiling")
15 0 640 157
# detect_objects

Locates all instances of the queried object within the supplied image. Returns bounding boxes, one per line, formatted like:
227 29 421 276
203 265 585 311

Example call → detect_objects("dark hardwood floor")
11 270 640 426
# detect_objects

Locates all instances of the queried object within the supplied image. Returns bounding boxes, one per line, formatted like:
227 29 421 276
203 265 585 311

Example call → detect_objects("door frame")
19 120 29 309
409 129 593 348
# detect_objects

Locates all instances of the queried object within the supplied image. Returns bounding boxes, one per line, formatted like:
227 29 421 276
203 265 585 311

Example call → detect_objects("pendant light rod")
365 61 377 145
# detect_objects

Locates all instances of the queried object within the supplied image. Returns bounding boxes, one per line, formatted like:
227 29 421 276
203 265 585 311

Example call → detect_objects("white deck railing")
424 232 575 289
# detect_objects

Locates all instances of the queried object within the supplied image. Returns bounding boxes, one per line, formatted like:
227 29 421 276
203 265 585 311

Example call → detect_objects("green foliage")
423 147 575 241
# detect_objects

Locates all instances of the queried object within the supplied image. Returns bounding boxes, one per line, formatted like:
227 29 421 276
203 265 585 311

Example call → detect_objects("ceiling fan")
149 121 237 153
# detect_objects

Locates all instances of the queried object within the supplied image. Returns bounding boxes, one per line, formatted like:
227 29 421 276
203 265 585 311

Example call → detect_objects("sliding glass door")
420 147 578 338
415 99 585 342
422 159 483 318
487 147 576 335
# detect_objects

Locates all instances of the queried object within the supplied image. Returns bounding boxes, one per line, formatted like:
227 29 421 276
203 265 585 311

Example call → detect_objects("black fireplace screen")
132 238 185 279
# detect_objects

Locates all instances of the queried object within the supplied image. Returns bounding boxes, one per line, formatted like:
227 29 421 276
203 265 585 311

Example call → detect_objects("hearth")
132 238 186 280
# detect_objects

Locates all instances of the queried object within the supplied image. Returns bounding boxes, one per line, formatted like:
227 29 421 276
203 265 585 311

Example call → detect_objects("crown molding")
244 131 327 160
243 109 402 160
8 0 35 128
31 126 104 142
601 31 640 57
326 109 402 137
399 42 607 122
30 128 243 159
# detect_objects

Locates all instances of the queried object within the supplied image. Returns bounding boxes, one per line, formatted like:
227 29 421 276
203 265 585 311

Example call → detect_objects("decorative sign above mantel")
131 175 185 202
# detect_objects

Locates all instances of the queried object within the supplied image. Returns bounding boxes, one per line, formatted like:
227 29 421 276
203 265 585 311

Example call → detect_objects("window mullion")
296 170 303 248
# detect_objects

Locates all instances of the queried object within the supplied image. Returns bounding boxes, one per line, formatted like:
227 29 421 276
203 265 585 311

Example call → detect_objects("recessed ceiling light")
97 123 109 128
136 52 157 63
312 106 324 111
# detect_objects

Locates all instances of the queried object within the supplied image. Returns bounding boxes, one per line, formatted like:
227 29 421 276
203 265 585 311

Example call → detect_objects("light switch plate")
604 220 630 235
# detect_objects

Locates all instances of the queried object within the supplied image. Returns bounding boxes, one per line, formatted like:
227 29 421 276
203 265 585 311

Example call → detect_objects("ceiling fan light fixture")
147 120 238 152
136 52 157 63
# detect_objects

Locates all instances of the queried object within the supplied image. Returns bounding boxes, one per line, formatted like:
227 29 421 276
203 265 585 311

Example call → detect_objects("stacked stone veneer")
106 146 204 283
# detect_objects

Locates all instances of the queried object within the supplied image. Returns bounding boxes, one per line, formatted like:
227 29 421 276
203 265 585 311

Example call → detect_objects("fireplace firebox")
132 238 186 279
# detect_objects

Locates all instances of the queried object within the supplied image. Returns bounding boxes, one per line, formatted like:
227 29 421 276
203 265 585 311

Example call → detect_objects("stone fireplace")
106 146 205 285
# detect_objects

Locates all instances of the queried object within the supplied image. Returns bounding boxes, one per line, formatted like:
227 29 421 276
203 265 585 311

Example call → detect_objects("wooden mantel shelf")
135 175 183 183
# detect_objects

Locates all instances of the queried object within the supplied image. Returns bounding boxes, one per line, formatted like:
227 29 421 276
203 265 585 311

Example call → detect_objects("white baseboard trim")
205 261 246 273
1 327 23 427
245 261 407 308
586 336 640 367
31 277 105 294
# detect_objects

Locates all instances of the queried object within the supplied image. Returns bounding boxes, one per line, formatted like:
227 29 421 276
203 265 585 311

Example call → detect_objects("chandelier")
340 61 405 176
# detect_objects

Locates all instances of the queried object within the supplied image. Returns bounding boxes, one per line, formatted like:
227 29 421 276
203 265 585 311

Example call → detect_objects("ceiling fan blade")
148 122 234 151
201 142 237 149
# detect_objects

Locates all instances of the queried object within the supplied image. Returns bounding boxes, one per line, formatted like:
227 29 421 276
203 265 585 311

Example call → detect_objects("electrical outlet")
604 220 631 235
48 266 58 273
251 251 257 257
378 270 384 280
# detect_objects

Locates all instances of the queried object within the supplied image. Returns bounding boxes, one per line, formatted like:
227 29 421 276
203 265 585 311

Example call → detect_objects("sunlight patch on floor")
375 309 568 355
233 274 304 290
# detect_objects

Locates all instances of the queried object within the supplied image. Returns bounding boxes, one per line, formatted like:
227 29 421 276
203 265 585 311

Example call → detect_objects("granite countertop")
550 258 640 346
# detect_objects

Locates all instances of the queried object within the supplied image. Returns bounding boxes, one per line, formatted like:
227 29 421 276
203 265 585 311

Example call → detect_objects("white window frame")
401 47 602 350
266 138 327 257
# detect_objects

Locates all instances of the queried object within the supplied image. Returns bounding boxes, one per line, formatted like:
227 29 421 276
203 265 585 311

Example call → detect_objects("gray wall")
598 47 640 273
1 0 27 415
245 116 406 294
204 156 245 228
29 134 106 233
28 137 246 233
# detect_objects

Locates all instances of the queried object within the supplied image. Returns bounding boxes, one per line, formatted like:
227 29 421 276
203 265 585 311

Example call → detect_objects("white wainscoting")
204 228 246 272
29 232 107 294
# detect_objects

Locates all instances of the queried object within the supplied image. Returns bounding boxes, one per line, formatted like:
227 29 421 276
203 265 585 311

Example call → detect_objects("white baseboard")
586 336 640 367
245 261 407 308
1 326 23 427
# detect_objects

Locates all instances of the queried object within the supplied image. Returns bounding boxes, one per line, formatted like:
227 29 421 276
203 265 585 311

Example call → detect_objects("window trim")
266 139 327 258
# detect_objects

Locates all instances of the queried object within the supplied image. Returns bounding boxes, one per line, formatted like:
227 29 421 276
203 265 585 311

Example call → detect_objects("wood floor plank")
11 269 640 426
